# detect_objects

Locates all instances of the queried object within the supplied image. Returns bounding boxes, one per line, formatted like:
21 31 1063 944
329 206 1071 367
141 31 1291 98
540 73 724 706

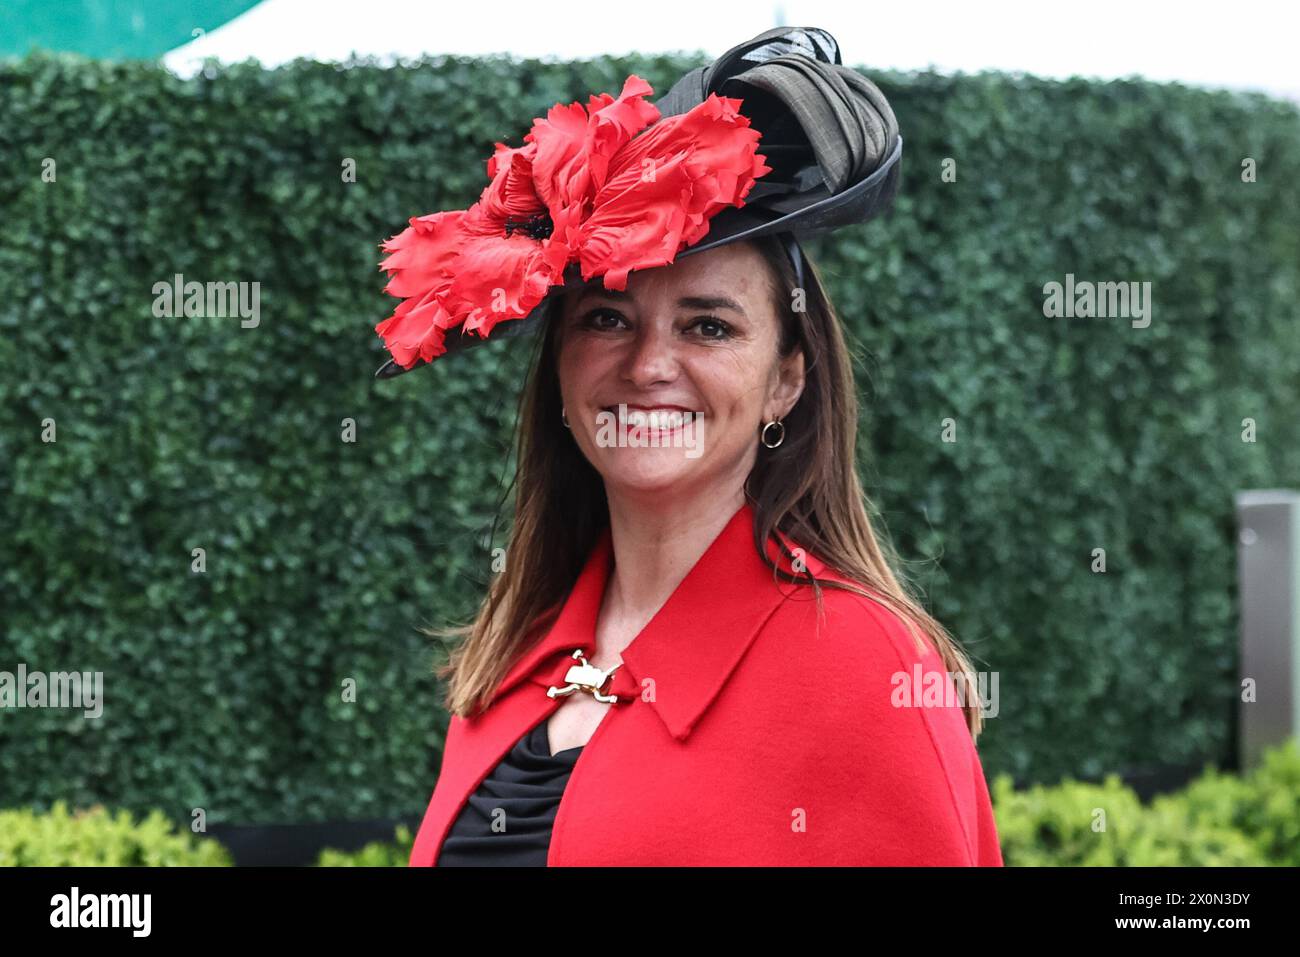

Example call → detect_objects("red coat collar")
489 501 834 742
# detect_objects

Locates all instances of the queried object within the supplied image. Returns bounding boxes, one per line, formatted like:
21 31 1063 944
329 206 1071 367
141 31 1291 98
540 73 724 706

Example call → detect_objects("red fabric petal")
482 141 546 222
445 200 574 339
575 92 772 289
377 210 464 300
375 210 470 364
375 286 461 367
450 230 565 339
525 74 660 219
575 156 696 290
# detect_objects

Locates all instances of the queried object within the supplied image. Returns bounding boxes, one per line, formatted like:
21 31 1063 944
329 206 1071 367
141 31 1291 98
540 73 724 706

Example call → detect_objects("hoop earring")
760 418 785 449
561 407 570 429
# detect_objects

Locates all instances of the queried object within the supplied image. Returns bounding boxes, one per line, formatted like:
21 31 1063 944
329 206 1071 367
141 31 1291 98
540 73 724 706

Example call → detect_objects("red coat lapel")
408 500 827 866
485 500 834 739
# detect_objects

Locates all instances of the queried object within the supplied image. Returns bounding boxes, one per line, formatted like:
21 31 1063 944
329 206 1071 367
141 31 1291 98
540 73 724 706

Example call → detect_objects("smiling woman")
378 26 1002 867
552 239 803 506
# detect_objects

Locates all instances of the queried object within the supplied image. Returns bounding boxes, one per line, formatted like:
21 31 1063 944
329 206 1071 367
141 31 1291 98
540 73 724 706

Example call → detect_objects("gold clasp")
547 649 622 704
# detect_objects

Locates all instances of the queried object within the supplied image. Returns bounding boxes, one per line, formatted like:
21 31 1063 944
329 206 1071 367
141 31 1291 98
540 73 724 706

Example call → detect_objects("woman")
374 27 1003 866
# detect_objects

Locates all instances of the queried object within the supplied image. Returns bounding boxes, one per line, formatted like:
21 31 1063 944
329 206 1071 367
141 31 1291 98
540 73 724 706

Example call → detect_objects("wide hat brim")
375 26 901 380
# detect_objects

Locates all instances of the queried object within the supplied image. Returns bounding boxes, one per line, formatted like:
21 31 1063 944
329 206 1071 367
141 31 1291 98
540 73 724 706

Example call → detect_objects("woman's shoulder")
760 536 939 659
750 568 993 863
756 564 970 747
766 576 942 686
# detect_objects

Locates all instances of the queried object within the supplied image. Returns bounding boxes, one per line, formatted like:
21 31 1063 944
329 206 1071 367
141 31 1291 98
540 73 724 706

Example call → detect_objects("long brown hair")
427 233 988 739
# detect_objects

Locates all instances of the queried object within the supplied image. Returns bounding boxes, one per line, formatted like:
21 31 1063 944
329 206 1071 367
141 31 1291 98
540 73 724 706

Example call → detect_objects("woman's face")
555 240 805 501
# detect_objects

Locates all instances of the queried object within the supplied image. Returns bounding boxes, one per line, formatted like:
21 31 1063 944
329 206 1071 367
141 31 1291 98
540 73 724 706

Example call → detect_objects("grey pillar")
1236 489 1300 771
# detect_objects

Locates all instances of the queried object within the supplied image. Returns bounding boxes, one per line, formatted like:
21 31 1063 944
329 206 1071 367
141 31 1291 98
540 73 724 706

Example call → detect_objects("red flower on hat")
375 75 772 369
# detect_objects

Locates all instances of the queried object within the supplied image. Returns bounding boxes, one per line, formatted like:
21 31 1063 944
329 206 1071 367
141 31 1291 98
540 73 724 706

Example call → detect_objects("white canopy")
162 0 1300 103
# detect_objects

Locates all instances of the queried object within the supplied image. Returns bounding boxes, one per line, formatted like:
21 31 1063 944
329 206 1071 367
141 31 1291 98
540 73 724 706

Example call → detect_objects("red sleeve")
833 592 1004 866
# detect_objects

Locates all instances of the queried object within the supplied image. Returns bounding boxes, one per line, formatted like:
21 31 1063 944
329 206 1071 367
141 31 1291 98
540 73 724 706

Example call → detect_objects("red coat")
410 502 1004 866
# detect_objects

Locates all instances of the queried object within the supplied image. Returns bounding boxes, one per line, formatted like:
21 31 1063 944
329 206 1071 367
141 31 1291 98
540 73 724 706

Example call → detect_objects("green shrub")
992 772 1266 866
1137 796 1268 866
1175 738 1300 865
0 801 233 866
316 824 413 866
995 773 1144 865
991 738 1300 865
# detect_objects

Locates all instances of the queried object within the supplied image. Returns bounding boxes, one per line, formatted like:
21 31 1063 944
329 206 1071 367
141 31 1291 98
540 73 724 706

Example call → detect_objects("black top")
436 719 584 866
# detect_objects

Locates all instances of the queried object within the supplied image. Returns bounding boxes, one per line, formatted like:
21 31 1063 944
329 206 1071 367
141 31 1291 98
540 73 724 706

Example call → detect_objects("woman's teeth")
634 409 683 429
611 408 691 429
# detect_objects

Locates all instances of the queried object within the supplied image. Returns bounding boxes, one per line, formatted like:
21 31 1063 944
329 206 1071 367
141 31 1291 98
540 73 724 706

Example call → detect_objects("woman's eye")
579 310 732 339
581 309 626 330
691 317 733 340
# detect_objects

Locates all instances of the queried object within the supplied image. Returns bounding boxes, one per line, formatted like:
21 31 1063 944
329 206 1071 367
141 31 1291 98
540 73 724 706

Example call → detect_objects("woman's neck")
596 484 747 656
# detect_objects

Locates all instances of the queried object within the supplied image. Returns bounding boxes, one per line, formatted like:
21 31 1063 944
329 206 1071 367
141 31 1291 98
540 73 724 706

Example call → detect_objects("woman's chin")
597 454 702 495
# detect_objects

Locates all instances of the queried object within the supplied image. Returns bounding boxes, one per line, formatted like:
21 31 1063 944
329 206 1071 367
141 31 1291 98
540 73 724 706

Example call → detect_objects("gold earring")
761 418 785 448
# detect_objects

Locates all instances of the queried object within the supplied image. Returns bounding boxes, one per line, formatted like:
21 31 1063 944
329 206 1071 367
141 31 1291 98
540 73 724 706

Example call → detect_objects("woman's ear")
770 347 806 419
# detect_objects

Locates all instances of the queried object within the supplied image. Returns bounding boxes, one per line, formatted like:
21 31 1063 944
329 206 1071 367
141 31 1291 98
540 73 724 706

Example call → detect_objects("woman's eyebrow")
678 295 746 315
577 288 747 315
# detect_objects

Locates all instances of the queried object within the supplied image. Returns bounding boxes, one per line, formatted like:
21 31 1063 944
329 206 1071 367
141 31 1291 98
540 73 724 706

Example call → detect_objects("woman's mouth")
601 406 700 431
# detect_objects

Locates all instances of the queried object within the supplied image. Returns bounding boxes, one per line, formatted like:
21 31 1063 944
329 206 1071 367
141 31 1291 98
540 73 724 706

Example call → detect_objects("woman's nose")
621 323 679 386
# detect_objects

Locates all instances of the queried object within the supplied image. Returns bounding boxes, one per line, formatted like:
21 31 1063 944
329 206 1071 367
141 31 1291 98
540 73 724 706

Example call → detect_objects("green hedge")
1 48 1298 826
992 737 1300 866
316 824 413 867
0 800 233 865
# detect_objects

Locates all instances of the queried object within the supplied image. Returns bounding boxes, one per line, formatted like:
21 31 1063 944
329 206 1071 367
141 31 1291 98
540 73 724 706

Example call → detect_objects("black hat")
374 25 901 379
